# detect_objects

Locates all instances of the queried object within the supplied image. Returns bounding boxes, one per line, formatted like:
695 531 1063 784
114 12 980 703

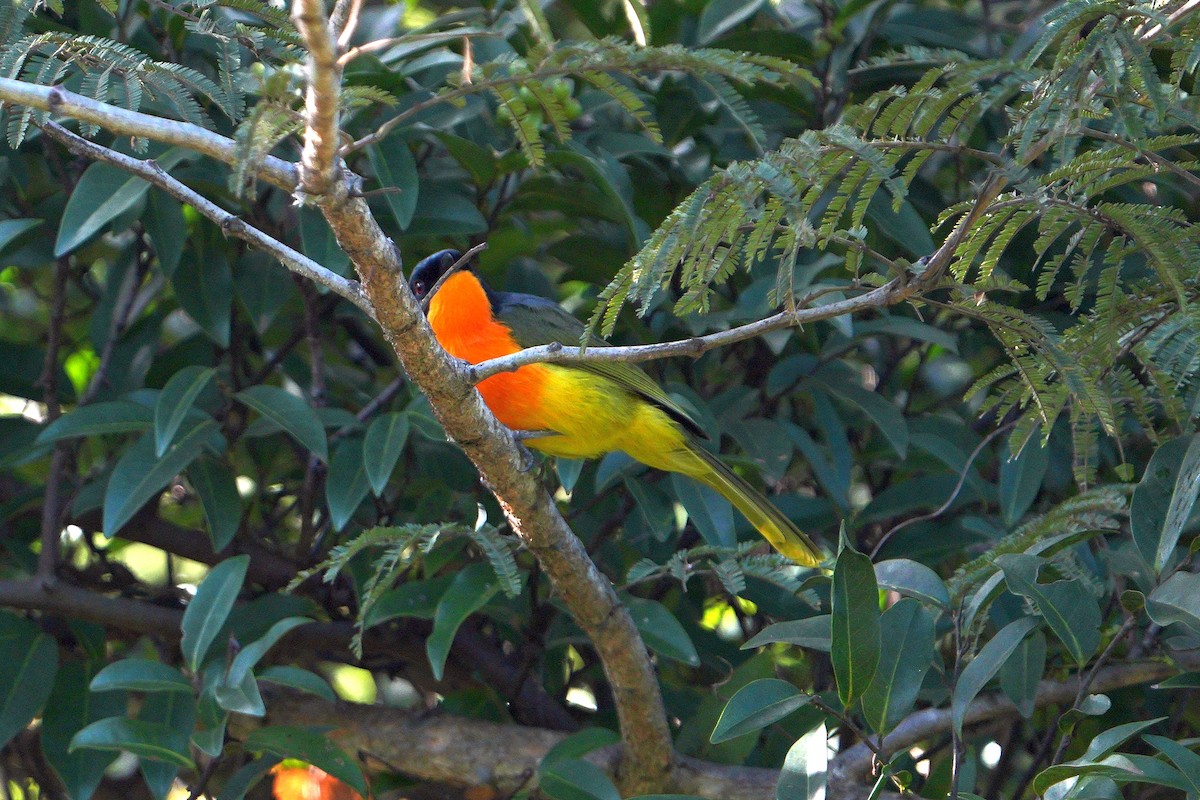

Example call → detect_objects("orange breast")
426 271 551 432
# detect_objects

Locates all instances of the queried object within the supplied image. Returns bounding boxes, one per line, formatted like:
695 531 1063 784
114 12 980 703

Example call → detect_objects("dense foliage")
3 0 1200 799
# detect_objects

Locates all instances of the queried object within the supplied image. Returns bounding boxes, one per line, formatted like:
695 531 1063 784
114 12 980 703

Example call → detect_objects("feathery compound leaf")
467 527 523 598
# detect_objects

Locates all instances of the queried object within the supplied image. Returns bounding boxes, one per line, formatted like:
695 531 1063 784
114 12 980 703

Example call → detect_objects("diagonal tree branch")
288 0 673 792
0 78 298 191
40 122 372 316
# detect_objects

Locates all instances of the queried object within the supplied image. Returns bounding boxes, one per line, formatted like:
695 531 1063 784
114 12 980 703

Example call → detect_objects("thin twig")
420 242 489 311
469 278 914 382
35 258 72 583
870 421 1017 558
337 29 494 67
1049 614 1138 764
40 122 373 316
1082 128 1200 192
332 0 364 50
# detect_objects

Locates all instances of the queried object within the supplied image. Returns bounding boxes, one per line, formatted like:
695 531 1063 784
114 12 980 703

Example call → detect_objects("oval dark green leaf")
711 678 811 744
237 386 328 462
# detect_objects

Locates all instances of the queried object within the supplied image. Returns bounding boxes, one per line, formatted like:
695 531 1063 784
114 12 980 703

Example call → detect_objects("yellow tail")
682 443 825 567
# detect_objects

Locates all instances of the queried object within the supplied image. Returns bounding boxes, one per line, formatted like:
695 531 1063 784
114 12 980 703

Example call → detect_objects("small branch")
337 30 494 68
420 242 489 312
1082 128 1200 192
1137 0 1200 39
0 78 297 191
40 122 373 316
1049 614 1138 765
82 248 148 406
869 421 1016 558
469 279 915 382
36 258 72 584
331 0 364 50
292 0 345 199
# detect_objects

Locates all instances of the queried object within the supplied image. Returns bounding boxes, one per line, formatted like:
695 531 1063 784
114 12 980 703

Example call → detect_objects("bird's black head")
409 249 464 301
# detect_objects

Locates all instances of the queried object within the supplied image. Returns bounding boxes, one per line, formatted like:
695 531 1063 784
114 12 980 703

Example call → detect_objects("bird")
409 248 825 567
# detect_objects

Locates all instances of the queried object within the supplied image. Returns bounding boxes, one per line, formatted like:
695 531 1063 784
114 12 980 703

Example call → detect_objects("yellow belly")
522 365 691 469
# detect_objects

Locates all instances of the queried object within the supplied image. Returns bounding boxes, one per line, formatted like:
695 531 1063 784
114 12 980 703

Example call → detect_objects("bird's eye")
413 280 426 297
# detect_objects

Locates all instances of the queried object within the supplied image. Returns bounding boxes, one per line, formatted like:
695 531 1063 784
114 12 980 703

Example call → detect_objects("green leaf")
155 366 215 456
41 661 127 800
237 386 328 462
742 616 831 651
861 599 935 734
710 678 811 743
540 758 621 800
999 432 1049 526
811 371 908 458
212 666 266 716
557 458 585 493
174 244 233 346
405 185 489 236
326 438 371 530
1131 434 1200 573
54 150 186 256
299 207 351 276
257 666 336 702
143 189 185 278
671 474 735 548
951 617 1039 735
90 659 192 693
191 694 228 758
36 401 153 444
243 726 368 798
0 219 41 254
426 563 499 681
362 576 454 627
1034 757 1149 797
624 478 677 542
1155 672 1200 688
102 421 218 536
368 134 419 230
831 542 880 706
435 133 497 186
997 554 1100 667
188 456 242 551
138 692 196 800
874 559 950 608
776 724 827 800
363 412 409 496
542 729 621 765
999 630 1046 719
1144 735 1200 794
224 616 310 689
70 717 194 767
181 555 249 672
1146 571 1200 635
1083 718 1167 761
625 597 700 666
216 756 281 800
0 612 59 748
697 0 767 44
